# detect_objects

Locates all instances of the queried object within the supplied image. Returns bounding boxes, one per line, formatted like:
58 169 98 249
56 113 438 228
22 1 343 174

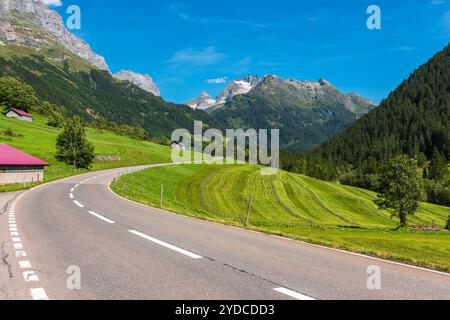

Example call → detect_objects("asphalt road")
1 164 449 300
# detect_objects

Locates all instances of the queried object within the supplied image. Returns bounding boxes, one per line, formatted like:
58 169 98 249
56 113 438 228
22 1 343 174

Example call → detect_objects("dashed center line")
129 230 203 260
274 287 316 301
30 288 49 301
73 200 84 208
88 211 115 224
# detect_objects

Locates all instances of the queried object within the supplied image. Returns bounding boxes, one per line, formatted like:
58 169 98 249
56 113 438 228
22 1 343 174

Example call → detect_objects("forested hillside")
315 43 450 169
0 45 219 139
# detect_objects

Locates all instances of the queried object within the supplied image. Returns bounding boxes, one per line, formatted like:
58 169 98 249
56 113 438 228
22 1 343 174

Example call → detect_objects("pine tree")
428 149 448 182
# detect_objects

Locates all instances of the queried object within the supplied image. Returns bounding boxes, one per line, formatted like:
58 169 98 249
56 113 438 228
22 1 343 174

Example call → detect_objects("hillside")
112 164 450 271
315 43 450 168
210 75 374 151
0 0 219 139
0 113 171 192
0 44 219 138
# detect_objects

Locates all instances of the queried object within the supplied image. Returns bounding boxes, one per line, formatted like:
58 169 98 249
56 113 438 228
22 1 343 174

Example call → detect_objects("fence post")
245 194 253 226
123 180 126 192
160 184 164 209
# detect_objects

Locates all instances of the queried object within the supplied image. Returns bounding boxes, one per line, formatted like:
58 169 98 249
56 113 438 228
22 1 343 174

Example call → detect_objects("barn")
0 144 49 185
6 108 33 122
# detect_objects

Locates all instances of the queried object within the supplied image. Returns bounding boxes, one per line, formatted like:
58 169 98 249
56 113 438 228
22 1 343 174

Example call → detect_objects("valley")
0 0 448 302
0 113 171 192
111 164 450 271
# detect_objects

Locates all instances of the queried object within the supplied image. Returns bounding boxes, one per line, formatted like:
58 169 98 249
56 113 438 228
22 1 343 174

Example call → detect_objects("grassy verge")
0 114 171 192
112 164 450 272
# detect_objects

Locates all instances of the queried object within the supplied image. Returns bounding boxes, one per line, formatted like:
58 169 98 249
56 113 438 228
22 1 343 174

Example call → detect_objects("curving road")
0 164 449 300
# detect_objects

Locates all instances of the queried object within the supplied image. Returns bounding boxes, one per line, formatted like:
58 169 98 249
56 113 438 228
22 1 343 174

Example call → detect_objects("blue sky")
51 0 450 104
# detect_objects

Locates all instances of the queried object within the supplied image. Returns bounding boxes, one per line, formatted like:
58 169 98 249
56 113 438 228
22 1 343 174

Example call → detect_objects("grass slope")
112 164 450 271
0 114 171 192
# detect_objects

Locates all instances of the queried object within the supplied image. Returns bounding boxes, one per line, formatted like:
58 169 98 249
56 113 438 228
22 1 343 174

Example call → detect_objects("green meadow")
0 114 171 192
112 164 450 271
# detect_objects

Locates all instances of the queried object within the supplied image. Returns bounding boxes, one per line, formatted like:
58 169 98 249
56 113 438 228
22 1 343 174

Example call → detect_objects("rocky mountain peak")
113 70 160 96
187 75 262 111
186 91 216 110
0 0 109 71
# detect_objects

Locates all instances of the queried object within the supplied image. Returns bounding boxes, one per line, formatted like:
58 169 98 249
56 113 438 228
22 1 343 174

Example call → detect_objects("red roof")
10 108 32 118
0 144 49 166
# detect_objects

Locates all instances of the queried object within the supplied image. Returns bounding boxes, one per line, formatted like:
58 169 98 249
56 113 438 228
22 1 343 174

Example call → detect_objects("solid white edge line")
88 211 115 224
73 200 84 208
30 288 49 300
274 288 316 301
129 230 203 259
271 235 450 277
107 175 450 277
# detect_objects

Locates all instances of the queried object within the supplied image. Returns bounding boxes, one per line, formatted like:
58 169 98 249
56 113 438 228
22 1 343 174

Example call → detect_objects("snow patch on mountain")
187 75 261 110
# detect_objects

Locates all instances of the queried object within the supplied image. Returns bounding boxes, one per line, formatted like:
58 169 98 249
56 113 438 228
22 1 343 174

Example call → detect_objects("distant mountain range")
0 0 376 151
187 74 374 150
187 75 261 110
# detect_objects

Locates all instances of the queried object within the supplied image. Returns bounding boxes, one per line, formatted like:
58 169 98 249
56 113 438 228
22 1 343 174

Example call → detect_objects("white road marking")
88 211 115 224
75 184 80 188
10 228 18 232
12 237 21 243
23 271 39 282
9 224 17 228
271 235 450 277
274 288 316 301
13 243 24 250
30 288 49 300
70 188 75 192
10 232 19 237
69 193 74 199
19 261 32 269
129 230 203 259
73 200 84 208
16 251 27 258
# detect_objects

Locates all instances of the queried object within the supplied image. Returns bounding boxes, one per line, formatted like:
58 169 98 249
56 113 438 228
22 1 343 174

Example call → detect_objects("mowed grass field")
0 114 171 192
113 164 450 271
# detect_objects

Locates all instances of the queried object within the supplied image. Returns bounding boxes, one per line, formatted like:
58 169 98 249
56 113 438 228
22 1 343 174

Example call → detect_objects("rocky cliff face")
0 0 109 70
113 70 160 96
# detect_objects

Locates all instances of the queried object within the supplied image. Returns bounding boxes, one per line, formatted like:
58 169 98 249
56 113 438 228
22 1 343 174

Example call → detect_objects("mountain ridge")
314 42 450 168
209 74 375 151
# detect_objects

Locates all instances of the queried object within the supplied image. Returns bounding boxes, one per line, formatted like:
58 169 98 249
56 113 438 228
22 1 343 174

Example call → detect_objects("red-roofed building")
0 144 49 185
6 108 33 122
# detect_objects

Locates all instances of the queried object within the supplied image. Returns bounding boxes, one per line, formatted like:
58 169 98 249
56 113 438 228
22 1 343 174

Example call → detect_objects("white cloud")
169 4 269 28
168 47 227 67
206 77 228 84
444 10 450 30
42 0 63 7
